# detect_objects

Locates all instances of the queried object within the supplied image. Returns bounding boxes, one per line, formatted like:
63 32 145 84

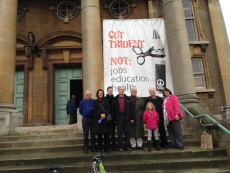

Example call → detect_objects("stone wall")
196 0 225 115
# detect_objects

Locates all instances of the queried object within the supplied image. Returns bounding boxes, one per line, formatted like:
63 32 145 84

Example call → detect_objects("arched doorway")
16 31 83 126
38 31 83 125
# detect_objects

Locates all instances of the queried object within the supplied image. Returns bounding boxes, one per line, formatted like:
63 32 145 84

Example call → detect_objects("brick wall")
196 0 224 115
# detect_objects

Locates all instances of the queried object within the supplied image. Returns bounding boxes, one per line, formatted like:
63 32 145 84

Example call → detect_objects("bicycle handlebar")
92 152 102 162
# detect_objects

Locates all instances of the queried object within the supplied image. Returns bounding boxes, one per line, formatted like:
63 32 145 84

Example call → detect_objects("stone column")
0 0 17 108
148 0 154 18
163 0 197 100
0 0 22 135
208 0 230 119
81 0 103 96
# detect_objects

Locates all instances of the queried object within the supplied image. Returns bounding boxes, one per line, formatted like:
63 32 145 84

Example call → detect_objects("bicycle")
45 166 64 173
90 152 106 173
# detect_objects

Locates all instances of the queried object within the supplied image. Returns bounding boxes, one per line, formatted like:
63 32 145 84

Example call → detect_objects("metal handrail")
180 103 230 136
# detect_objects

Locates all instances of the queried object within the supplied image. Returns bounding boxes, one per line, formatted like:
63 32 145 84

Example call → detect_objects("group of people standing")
77 86 184 153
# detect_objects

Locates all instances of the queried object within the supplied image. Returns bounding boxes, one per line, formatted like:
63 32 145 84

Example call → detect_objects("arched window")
50 1 80 24
110 0 130 18
182 0 198 41
57 1 77 19
56 1 79 23
17 1 28 21
17 4 23 19
105 0 134 19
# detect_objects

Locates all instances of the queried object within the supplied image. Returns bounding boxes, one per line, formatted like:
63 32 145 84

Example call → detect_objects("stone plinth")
0 108 23 135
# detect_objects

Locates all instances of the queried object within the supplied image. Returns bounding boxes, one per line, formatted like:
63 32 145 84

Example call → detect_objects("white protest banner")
103 19 173 97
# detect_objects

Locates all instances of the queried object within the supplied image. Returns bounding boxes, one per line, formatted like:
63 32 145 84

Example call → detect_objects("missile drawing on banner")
132 29 166 65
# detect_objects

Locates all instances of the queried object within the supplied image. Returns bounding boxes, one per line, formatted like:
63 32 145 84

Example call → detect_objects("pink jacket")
162 94 183 121
143 110 159 129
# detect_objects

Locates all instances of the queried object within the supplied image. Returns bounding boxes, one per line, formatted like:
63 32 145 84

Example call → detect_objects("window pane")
194 74 205 87
182 0 193 18
186 19 197 41
57 1 77 18
192 59 206 88
110 0 130 18
192 59 203 73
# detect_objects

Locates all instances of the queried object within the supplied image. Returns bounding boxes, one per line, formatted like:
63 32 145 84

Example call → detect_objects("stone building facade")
0 0 230 127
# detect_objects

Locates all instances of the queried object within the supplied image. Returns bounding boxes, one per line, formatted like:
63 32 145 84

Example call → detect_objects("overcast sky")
219 0 230 42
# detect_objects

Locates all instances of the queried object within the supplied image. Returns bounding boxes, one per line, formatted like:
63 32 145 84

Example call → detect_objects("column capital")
81 0 100 10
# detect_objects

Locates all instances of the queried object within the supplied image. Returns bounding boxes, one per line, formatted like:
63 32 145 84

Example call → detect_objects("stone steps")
0 134 197 148
0 147 227 162
0 125 228 173
0 139 200 156
0 132 196 142
3 127 195 141
0 156 229 173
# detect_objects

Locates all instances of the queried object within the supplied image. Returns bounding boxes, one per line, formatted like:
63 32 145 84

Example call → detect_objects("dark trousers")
117 115 130 148
158 121 168 146
82 117 95 150
97 133 109 150
167 120 184 148
110 123 116 147
69 114 77 124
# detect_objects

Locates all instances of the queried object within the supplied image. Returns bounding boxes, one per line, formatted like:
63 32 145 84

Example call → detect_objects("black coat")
93 98 112 134
66 99 76 115
144 96 164 122
113 94 135 121
105 94 115 121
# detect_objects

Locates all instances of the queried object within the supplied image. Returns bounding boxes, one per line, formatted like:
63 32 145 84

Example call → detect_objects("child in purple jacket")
143 102 161 151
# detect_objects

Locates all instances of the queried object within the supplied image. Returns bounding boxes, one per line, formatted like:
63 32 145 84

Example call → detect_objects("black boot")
155 140 161 151
147 141 152 151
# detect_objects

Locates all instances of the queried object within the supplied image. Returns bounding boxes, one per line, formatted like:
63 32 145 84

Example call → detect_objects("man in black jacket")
66 95 77 124
144 88 168 148
105 86 118 151
113 86 135 152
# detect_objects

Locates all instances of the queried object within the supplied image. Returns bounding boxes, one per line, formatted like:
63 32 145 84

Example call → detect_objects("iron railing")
180 103 230 136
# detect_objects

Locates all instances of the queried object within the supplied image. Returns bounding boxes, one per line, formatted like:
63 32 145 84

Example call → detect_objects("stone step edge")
108 167 230 173
1 132 195 140
9 127 194 136
0 135 198 144
6 128 194 137
0 157 229 171
0 139 200 150
0 148 226 162
0 143 203 152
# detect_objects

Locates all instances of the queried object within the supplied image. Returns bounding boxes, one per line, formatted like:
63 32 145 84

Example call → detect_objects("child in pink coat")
143 102 161 151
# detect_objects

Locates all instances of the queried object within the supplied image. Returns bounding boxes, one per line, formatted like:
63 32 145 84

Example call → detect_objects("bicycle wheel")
92 162 100 173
